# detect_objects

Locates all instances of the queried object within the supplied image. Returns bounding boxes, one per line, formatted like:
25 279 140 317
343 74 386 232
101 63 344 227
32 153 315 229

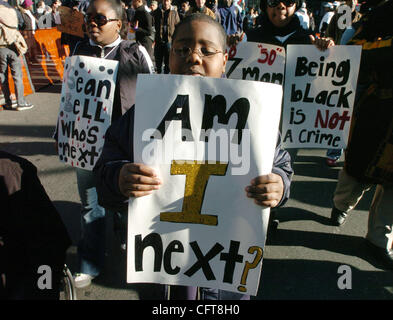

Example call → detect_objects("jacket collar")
89 35 122 49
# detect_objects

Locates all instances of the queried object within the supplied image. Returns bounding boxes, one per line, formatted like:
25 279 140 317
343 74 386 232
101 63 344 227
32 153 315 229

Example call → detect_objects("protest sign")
281 45 361 149
57 56 118 170
127 74 283 296
225 42 285 85
57 6 85 38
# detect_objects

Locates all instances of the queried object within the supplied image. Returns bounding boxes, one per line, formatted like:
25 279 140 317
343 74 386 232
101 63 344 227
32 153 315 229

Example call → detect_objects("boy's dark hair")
172 13 227 50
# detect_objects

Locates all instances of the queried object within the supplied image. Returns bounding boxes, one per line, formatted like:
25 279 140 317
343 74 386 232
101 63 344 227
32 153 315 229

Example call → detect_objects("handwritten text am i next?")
282 45 362 149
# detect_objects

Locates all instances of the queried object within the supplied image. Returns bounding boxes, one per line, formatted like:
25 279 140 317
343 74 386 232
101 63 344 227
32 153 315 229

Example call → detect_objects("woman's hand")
245 173 284 208
227 32 245 47
310 35 335 51
119 163 162 198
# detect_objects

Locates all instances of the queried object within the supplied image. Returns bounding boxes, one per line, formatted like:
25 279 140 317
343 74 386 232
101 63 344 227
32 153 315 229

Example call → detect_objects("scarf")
259 13 303 38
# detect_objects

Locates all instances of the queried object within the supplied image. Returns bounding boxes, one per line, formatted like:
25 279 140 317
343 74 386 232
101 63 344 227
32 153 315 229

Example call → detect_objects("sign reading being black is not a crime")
57 56 118 170
282 45 361 149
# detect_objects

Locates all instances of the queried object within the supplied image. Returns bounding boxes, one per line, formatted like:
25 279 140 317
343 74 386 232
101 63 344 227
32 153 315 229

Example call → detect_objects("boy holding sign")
94 13 293 299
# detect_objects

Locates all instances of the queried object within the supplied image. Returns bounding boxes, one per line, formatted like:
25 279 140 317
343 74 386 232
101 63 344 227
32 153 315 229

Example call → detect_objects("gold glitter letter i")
160 160 228 226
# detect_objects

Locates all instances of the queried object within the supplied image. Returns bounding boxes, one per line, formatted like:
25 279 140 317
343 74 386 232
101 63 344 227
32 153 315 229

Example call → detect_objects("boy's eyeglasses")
267 0 296 7
84 14 119 26
172 46 223 59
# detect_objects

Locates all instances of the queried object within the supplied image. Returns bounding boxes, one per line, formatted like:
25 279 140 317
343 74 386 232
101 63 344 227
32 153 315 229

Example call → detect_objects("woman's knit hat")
21 0 34 8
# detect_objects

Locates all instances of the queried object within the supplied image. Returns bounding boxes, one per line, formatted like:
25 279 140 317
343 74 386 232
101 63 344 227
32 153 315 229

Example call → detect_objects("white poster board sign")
225 42 285 85
282 45 362 149
127 74 283 296
57 56 118 170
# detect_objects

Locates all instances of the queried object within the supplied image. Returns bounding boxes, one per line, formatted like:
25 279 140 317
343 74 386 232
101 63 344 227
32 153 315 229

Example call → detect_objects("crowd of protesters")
0 0 392 300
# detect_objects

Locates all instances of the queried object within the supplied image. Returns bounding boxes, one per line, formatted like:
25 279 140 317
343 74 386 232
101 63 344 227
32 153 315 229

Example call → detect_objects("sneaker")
326 158 338 167
73 273 95 288
2 100 16 110
330 206 348 226
16 103 34 111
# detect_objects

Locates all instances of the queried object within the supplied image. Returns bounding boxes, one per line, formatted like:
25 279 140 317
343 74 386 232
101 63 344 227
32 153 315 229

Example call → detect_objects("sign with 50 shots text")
225 42 285 85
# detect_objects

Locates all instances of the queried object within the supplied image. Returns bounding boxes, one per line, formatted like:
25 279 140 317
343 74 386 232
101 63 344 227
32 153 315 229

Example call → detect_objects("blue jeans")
76 168 106 277
0 46 26 105
326 149 343 160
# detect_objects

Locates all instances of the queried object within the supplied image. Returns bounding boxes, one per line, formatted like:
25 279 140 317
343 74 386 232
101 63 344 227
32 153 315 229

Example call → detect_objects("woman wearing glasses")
244 0 333 229
246 0 333 49
247 0 309 46
64 0 154 288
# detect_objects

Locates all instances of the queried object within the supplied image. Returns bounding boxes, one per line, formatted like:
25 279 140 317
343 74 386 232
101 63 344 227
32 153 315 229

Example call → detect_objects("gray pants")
333 168 393 250
0 46 26 105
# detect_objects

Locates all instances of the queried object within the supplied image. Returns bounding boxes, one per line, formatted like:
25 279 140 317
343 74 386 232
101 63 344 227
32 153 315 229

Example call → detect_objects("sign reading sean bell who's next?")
57 55 118 170
282 45 361 149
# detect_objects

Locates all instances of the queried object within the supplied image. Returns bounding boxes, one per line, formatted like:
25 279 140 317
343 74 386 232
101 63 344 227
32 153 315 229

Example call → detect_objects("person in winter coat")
0 150 71 299
152 0 180 73
131 0 154 59
0 0 34 111
93 13 293 300
54 0 153 289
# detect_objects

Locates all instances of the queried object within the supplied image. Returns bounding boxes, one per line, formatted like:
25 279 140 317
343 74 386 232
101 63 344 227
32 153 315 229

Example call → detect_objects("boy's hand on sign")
310 35 335 51
245 173 284 208
119 163 161 198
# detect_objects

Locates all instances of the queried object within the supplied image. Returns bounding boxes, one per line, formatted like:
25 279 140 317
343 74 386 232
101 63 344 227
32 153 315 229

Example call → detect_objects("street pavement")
0 84 392 300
